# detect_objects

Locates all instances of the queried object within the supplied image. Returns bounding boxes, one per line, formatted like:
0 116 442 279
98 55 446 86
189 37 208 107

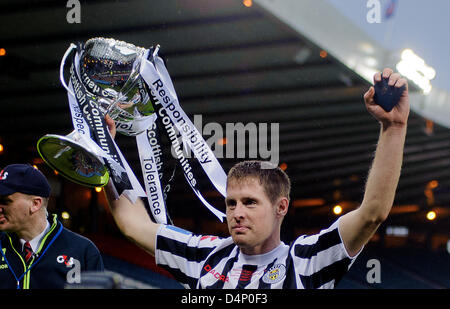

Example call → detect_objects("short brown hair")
226 160 291 204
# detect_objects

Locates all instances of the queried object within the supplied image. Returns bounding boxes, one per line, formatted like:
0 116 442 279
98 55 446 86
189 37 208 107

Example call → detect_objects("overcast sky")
325 0 450 93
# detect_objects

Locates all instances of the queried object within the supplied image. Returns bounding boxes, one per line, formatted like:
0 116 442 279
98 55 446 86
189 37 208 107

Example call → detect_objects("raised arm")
104 115 160 256
339 68 410 257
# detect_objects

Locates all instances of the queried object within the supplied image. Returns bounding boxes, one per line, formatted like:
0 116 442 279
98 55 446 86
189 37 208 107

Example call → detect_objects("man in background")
0 163 104 289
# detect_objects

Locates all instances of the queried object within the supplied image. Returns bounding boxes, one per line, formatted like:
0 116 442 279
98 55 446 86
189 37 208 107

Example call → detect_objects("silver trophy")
37 38 153 191
80 37 155 136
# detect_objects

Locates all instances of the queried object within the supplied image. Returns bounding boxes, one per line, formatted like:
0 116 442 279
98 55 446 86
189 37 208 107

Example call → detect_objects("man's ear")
29 196 43 214
276 197 289 217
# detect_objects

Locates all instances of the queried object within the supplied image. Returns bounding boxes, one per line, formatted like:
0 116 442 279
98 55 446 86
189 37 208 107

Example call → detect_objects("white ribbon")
136 118 168 224
60 43 226 222
61 47 146 204
140 53 227 222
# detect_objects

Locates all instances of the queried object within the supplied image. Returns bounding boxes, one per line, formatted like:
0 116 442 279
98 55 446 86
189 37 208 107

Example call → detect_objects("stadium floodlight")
396 49 436 95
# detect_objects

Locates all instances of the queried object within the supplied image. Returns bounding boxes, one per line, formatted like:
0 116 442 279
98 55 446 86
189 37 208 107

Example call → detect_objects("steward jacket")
0 214 103 289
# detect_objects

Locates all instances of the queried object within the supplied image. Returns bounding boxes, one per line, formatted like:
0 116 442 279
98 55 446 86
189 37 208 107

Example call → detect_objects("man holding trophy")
38 37 409 289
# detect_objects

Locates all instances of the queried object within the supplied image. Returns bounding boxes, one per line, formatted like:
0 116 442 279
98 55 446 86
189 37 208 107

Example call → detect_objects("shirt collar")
239 242 288 265
20 220 50 252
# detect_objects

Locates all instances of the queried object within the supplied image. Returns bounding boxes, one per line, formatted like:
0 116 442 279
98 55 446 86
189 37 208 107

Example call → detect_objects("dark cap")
0 164 51 197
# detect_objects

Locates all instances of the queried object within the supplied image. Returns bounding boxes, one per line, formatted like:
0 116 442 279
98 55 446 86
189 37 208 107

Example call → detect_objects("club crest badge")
262 264 286 284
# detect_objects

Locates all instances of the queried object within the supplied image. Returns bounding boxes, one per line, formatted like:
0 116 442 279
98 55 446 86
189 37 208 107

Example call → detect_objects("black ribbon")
68 51 132 196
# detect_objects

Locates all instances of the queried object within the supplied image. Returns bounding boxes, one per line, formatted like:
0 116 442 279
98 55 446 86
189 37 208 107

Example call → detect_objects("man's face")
0 193 32 233
225 177 282 255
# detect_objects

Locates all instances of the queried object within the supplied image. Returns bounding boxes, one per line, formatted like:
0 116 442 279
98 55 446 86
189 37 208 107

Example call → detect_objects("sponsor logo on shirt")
204 264 229 282
57 255 75 267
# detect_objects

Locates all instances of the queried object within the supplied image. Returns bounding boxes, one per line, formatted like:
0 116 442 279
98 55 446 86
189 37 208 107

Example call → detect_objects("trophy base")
37 132 110 188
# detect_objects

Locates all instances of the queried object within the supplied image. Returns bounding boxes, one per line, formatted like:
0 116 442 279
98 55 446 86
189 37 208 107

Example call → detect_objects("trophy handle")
37 131 110 188
59 43 77 98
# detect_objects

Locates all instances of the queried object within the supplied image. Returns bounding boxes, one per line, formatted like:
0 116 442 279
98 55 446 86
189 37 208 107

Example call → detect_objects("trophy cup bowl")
80 37 155 136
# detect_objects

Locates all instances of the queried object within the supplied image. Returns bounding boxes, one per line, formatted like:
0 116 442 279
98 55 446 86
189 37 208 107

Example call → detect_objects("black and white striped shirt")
155 218 359 289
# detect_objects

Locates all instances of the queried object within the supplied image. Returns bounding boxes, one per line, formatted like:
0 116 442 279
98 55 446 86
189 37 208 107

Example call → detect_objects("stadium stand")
88 232 449 289
337 244 450 289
